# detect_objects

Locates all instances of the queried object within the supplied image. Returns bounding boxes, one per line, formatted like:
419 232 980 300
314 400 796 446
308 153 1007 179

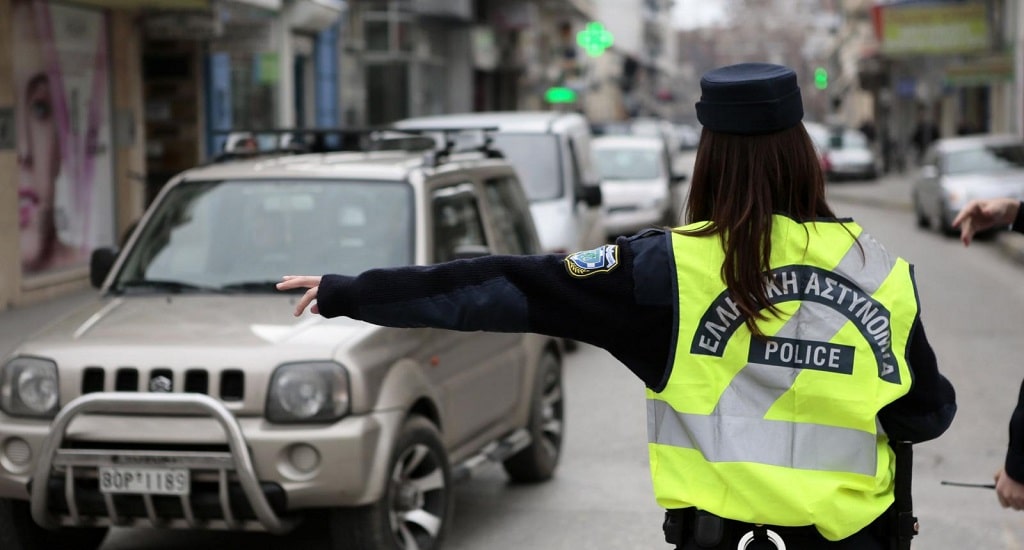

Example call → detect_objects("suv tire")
0 498 108 550
327 415 452 550
503 353 564 483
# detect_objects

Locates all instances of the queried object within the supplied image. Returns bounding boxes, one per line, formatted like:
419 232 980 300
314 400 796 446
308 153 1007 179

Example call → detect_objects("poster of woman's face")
13 0 114 276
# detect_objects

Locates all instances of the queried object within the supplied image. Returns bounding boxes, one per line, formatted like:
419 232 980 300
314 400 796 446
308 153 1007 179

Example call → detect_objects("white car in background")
395 112 605 254
591 135 686 238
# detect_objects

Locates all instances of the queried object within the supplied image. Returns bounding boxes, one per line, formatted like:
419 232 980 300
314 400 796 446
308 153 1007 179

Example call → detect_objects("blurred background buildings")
0 0 1020 308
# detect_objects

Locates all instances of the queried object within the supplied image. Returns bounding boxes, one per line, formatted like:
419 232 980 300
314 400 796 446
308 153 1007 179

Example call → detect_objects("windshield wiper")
219 280 287 293
115 279 222 294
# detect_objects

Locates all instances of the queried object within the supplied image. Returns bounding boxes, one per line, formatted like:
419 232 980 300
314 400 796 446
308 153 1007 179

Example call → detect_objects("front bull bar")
30 392 289 534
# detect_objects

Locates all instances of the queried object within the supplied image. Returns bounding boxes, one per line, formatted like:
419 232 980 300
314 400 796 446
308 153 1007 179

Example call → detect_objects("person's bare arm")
951 198 1021 246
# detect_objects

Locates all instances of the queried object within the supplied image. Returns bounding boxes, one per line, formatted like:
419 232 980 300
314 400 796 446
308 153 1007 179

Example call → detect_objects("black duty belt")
663 507 891 549
664 507 820 548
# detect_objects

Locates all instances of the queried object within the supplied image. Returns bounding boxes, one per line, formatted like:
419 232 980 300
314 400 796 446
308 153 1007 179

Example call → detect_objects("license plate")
98 467 190 496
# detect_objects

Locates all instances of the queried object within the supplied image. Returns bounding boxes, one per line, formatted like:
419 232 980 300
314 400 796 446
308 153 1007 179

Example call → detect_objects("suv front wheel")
502 353 564 483
0 498 109 550
327 415 453 550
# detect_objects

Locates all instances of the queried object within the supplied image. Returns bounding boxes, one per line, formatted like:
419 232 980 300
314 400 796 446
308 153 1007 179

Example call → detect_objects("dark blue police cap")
695 63 803 135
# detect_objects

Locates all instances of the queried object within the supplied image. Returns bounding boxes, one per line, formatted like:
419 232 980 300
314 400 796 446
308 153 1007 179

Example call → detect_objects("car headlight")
1 357 60 418
266 362 349 423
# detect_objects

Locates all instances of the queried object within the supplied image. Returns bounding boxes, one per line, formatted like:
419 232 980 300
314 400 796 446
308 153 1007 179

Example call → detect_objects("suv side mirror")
578 184 603 207
920 165 939 179
90 248 118 289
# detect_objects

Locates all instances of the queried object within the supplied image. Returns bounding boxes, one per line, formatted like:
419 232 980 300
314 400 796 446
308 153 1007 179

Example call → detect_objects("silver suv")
0 133 565 550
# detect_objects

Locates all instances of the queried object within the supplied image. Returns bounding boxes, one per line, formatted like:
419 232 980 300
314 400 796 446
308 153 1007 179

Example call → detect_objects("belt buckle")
737 527 786 550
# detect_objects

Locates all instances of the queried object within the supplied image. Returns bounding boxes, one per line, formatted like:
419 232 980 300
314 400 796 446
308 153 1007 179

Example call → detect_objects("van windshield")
490 134 564 201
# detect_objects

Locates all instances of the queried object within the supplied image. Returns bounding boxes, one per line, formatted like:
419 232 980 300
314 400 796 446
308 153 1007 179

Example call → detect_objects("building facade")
0 0 345 311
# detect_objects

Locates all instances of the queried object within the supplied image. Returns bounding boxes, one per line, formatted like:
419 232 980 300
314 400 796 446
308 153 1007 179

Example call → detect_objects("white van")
396 111 606 254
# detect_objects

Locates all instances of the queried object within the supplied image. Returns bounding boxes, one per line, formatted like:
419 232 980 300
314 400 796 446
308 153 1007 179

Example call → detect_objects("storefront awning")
872 2 992 57
944 54 1014 86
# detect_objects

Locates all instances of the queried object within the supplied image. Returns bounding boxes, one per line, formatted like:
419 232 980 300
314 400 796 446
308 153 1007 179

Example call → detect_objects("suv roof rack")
387 126 504 167
209 127 437 163
210 126 506 168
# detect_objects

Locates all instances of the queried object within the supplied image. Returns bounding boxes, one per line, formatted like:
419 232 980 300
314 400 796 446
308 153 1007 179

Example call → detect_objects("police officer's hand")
994 467 1024 510
277 275 322 317
952 198 1021 247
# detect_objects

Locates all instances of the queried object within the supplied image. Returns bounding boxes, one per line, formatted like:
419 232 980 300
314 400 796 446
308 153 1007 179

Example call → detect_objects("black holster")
890 440 918 550
663 508 724 548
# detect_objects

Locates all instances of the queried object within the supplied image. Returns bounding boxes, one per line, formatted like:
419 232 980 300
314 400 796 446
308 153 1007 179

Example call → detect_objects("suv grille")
81 367 246 401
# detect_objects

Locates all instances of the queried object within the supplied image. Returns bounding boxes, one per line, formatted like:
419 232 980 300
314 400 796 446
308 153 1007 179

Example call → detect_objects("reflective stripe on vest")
648 215 918 540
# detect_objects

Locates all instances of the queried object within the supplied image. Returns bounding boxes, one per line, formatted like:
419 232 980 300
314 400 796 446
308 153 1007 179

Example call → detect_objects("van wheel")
327 416 452 550
0 498 108 550
503 353 564 483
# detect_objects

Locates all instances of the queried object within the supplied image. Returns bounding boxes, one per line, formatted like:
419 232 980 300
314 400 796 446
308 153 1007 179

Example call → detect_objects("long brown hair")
678 123 833 335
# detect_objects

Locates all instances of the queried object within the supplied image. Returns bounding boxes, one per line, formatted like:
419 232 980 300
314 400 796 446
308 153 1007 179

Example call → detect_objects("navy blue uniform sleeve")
1004 380 1024 481
315 229 957 441
315 232 675 388
1013 201 1024 234
876 318 957 443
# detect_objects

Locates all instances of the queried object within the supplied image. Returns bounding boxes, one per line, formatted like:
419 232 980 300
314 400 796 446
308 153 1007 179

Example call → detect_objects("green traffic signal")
814 67 828 90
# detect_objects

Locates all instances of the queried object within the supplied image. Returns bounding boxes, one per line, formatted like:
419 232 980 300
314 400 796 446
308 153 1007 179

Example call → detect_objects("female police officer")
278 63 956 549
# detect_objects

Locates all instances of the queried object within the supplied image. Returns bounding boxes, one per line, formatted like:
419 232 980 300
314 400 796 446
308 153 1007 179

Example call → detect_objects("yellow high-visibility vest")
648 215 916 541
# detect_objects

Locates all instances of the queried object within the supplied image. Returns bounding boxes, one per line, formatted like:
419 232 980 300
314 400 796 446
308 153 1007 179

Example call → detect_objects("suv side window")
432 182 487 263
483 176 540 255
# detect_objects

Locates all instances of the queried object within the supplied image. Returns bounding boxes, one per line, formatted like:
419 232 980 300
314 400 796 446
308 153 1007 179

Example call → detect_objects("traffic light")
814 67 829 90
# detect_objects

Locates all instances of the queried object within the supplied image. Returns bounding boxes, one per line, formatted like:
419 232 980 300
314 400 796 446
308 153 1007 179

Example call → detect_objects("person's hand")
994 467 1024 510
276 275 323 317
951 198 1021 247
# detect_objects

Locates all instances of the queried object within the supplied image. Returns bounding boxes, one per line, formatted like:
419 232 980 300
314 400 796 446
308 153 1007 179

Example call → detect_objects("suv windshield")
490 134 563 201
112 179 414 292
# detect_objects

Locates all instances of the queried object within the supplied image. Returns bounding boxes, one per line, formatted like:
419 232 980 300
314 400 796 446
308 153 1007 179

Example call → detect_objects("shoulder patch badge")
565 245 619 278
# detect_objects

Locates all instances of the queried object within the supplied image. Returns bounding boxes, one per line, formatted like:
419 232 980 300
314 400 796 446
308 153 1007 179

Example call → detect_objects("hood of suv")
22 294 360 351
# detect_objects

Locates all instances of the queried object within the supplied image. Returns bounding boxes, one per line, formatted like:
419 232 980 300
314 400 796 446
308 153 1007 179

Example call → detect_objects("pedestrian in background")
278 63 956 549
953 197 1024 510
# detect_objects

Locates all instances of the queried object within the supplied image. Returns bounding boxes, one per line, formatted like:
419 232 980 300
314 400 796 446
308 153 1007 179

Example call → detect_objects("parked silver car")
0 135 564 550
913 134 1024 235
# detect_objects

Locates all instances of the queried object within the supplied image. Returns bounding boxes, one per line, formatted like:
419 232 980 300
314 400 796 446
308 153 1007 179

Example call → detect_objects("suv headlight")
266 362 349 423
1 357 60 418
